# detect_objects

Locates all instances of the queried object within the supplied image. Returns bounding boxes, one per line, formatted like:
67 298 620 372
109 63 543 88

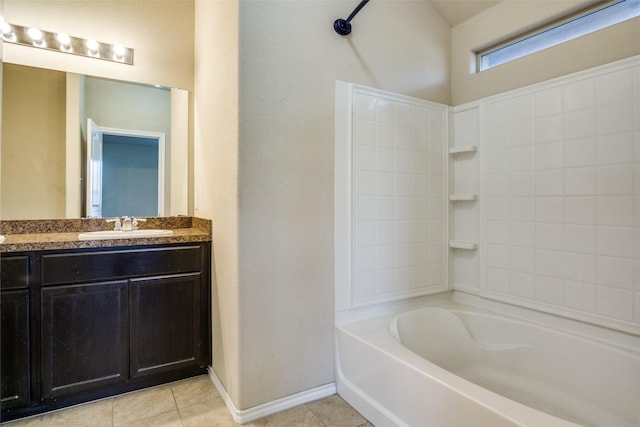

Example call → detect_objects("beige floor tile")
179 400 237 427
248 404 324 427
121 409 183 427
0 416 44 427
42 399 113 427
114 386 177 426
171 375 220 409
1 379 373 427
305 395 367 427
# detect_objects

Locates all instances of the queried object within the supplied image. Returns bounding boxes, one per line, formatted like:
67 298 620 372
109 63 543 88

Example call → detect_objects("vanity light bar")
1 22 134 65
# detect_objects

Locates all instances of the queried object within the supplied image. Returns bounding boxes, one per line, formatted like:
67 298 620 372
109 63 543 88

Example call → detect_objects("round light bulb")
113 44 125 56
86 39 99 53
56 33 70 46
1 21 12 36
1 21 16 42
27 27 43 41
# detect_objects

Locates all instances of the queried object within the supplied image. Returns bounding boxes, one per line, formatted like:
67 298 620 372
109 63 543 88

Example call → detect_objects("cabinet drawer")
1 255 29 290
41 245 202 286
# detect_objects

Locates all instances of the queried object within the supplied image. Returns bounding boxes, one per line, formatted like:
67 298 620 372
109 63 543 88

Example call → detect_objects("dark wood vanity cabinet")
40 280 130 399
0 242 211 421
129 273 204 379
0 255 32 411
1 291 31 410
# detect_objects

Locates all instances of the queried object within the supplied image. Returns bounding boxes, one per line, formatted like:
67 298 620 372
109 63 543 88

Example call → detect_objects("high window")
477 0 640 72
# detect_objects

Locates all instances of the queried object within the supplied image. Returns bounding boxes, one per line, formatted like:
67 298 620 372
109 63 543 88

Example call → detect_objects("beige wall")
83 77 171 137
193 0 241 407
3 0 194 90
235 0 448 409
194 0 450 411
1 64 65 219
452 1 640 105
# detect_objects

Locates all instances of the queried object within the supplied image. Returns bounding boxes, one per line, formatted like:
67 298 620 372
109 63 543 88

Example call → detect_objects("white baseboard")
207 367 337 424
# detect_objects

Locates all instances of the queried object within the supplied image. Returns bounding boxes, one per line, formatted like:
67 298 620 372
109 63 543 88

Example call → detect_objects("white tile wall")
476 59 640 331
351 89 447 306
449 105 480 292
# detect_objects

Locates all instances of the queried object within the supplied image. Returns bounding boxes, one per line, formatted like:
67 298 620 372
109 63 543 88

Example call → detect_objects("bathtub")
335 293 640 427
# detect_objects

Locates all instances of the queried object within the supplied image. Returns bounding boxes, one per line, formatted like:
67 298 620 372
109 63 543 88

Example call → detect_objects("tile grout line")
306 403 329 427
169 386 186 427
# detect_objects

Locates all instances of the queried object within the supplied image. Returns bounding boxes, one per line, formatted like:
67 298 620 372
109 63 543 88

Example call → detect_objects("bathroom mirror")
1 62 188 220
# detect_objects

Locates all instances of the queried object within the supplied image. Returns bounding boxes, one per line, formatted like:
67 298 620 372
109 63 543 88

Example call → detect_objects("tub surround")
334 82 448 312
0 217 212 252
450 55 640 335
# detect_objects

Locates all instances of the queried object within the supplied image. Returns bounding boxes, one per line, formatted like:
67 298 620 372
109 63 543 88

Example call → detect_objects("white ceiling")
430 0 502 26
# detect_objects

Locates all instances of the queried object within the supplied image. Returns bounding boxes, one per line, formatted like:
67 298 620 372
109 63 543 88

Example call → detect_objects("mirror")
1 62 188 220
86 118 166 218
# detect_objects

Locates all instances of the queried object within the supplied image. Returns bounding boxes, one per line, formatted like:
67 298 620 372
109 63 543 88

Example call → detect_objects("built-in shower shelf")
449 145 477 155
449 194 477 201
449 240 478 250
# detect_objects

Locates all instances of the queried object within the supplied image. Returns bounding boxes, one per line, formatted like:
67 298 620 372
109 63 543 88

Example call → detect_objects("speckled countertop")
0 217 212 252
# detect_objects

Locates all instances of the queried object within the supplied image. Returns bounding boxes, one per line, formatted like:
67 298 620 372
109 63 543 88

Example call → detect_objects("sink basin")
78 229 174 240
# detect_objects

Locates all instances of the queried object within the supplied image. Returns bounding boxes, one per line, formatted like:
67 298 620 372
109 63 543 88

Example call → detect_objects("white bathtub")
335 294 640 427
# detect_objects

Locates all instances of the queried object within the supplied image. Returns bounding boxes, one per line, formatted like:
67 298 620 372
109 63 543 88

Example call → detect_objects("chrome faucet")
106 217 122 231
122 216 133 231
106 216 146 231
132 217 146 230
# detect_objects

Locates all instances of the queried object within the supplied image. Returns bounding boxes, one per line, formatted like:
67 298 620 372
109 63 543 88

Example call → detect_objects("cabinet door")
1 290 30 410
130 273 203 378
41 281 128 399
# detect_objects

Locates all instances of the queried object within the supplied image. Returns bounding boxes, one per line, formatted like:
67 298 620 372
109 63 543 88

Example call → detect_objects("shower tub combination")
336 293 640 427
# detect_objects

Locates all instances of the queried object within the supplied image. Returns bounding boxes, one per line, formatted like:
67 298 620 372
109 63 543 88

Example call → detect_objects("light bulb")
112 43 126 61
27 27 45 47
56 33 72 52
1 21 15 41
1 21 11 36
113 44 125 56
27 27 43 41
56 33 70 45
86 39 99 55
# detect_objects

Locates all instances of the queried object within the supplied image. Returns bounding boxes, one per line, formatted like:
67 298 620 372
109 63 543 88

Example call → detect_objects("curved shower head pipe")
333 0 370 36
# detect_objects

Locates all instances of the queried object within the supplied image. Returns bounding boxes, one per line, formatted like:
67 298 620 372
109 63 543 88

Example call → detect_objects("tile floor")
1 375 373 427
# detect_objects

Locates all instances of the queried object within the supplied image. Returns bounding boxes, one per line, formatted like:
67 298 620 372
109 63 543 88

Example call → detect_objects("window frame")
476 0 640 72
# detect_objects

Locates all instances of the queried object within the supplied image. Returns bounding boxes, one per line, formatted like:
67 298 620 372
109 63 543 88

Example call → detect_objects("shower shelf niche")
449 194 477 201
449 240 478 250
449 145 477 155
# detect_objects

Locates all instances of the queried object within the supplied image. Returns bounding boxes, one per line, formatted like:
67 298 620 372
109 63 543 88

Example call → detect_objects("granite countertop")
0 217 212 253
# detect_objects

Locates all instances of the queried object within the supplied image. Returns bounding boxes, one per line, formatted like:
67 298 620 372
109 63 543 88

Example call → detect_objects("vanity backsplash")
0 216 212 252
